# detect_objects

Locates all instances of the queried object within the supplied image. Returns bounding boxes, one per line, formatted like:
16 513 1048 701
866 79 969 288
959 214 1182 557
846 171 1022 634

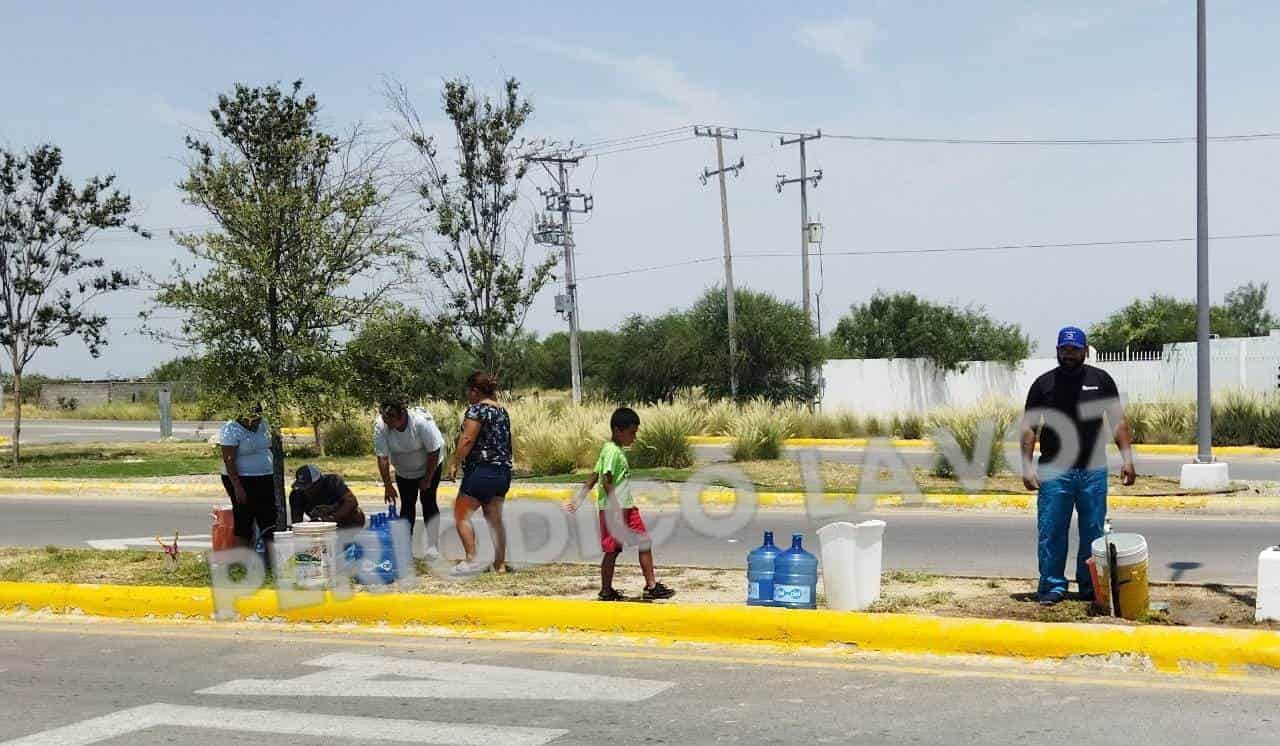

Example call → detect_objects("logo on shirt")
1082 385 1100 391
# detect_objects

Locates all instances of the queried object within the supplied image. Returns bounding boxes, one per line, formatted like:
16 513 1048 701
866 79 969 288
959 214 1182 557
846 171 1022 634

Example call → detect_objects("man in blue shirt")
1021 326 1137 606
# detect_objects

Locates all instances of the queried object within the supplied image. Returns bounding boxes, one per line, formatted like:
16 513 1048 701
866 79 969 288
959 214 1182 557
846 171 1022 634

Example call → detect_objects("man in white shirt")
374 397 446 559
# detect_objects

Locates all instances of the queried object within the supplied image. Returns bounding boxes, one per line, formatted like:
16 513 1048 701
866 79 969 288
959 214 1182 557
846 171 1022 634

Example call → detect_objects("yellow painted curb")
3 581 1279 674
281 427 313 436
688 435 1279 457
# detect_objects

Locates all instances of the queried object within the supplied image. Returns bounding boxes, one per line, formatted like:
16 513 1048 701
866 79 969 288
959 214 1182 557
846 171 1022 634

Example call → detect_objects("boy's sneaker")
598 588 624 602
643 582 675 600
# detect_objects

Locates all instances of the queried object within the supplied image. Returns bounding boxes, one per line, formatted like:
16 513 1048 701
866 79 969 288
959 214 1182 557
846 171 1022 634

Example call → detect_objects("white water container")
1257 547 1280 622
292 521 337 590
852 520 887 610
817 519 887 611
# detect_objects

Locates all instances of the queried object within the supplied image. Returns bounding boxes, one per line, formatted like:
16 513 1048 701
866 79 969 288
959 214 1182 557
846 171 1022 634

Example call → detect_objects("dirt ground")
2 547 1273 631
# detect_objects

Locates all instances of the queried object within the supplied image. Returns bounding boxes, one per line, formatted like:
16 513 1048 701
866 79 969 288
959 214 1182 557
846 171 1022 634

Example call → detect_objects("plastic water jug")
746 531 781 606
359 505 399 585
772 533 818 609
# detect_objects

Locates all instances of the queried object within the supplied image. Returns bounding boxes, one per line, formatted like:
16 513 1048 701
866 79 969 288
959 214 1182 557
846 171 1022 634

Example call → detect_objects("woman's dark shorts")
460 463 512 504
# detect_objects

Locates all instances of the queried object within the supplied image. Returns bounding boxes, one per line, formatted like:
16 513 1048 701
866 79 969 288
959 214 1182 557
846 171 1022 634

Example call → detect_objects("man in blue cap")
1021 326 1136 606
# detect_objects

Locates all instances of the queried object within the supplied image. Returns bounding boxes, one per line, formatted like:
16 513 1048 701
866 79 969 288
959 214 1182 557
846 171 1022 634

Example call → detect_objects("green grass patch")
0 546 211 586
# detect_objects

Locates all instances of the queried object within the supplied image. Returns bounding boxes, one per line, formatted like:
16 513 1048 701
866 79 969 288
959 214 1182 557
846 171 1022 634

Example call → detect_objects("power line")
573 123 1280 155
577 135 698 158
575 231 1280 281
572 126 690 152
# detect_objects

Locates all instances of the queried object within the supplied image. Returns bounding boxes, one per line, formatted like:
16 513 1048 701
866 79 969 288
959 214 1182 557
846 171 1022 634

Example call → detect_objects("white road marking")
0 703 566 745
87 535 211 551
198 651 675 702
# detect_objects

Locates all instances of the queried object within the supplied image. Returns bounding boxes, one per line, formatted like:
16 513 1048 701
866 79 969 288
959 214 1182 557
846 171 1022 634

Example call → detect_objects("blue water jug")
350 506 399 585
772 533 818 609
747 531 781 606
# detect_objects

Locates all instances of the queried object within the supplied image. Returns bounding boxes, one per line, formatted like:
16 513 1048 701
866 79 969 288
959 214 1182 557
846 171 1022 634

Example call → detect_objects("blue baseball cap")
1057 326 1087 349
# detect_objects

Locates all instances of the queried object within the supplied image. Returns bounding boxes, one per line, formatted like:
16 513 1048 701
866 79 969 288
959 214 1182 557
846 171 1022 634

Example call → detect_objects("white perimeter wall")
820 332 1280 416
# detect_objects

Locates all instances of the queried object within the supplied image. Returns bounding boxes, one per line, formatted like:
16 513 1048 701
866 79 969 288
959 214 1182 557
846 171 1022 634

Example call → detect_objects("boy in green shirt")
564 407 676 602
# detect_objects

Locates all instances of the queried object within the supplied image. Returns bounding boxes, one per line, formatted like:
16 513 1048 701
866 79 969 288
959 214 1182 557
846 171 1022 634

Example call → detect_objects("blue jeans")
1037 468 1108 597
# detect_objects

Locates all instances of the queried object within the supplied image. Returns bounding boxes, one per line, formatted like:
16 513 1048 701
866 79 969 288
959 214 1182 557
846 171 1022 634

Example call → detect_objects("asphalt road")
0 418 220 444
5 495 1277 584
1 419 1277 482
696 444 1280 481
2 619 1278 745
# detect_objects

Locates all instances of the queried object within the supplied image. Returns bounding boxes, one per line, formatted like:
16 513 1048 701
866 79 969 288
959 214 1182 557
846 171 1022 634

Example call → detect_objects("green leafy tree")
0 145 146 461
1089 283 1277 352
687 287 823 401
388 78 556 377
150 81 408 527
1220 282 1277 338
538 330 619 391
602 312 700 404
346 305 460 404
830 291 1031 372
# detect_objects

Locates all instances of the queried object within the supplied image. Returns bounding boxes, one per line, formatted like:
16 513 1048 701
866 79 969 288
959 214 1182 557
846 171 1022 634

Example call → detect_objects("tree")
388 78 556 377
538 330 619 391
0 145 146 461
1220 282 1277 338
602 312 700 404
830 291 1032 372
687 287 822 401
150 81 408 528
346 305 461 405
1089 283 1277 352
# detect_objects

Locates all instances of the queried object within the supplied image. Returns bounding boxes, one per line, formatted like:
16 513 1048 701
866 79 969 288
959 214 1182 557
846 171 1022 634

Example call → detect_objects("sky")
3 0 1279 377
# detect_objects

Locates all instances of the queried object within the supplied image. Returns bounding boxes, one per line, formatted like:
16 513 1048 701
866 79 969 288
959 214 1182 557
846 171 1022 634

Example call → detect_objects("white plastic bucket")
817 519 887 611
271 531 295 587
292 522 337 590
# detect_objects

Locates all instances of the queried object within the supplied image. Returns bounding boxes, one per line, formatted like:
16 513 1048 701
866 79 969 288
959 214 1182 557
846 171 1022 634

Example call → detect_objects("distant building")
37 380 188 410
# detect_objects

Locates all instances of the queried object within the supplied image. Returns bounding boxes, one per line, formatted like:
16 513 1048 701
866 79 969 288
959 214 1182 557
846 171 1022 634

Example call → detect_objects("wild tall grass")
729 399 795 461
630 404 702 469
928 401 1019 478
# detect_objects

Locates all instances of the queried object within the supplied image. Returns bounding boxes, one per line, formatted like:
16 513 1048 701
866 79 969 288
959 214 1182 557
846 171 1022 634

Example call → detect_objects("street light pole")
1195 0 1212 464
1181 0 1229 490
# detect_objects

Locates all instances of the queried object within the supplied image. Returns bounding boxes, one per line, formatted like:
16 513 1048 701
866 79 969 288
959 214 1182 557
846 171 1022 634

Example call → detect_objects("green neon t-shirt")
592 441 633 508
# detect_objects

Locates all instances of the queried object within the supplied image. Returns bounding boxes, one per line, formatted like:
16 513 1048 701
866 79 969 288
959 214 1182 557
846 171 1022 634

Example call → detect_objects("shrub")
1256 395 1280 448
630 404 700 468
729 399 794 461
929 402 1017 478
864 416 884 437
701 400 736 436
898 413 925 440
1213 391 1261 446
1124 402 1153 444
836 411 864 438
322 419 372 456
1147 401 1195 444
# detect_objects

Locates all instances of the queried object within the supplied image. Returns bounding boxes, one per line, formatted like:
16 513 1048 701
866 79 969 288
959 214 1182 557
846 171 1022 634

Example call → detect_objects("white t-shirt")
218 419 273 477
373 408 445 480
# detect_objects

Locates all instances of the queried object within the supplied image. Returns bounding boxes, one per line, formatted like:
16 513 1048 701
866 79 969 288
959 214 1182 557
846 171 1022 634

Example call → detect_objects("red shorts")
599 507 649 553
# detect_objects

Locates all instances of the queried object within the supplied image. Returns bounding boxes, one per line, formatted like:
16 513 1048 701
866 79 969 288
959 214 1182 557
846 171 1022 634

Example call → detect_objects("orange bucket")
211 506 237 551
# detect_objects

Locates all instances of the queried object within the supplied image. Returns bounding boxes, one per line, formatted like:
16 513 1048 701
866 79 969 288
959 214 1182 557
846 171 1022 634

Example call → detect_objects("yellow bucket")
1091 533 1149 620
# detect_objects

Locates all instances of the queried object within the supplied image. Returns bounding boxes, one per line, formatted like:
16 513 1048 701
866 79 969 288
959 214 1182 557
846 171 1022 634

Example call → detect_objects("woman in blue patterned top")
447 371 513 575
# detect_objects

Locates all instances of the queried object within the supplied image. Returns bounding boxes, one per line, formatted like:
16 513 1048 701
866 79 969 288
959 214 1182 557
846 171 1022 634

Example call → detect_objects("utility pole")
1194 0 1212 465
695 126 745 400
1182 0 1228 490
777 130 823 405
531 154 593 405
